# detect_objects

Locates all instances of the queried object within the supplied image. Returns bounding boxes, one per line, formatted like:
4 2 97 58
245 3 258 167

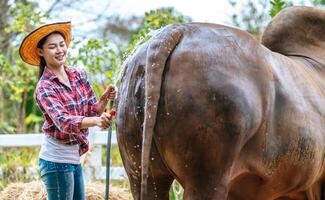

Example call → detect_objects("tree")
69 38 120 96
124 7 191 58
101 15 143 46
228 0 295 37
270 0 289 17
0 0 11 56
0 1 46 133
0 0 11 133
312 0 325 5
228 0 270 36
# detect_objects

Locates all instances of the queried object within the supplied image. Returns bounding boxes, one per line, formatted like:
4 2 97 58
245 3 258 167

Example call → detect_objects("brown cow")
116 6 325 200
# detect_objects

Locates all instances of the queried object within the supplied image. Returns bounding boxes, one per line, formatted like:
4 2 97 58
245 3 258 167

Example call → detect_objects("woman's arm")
36 84 114 133
80 112 113 129
36 85 85 134
80 117 98 129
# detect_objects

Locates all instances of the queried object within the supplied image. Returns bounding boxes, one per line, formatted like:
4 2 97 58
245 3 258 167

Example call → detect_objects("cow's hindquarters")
152 24 271 199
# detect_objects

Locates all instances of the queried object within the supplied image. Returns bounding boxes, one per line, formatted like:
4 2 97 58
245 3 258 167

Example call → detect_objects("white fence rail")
0 128 127 183
0 128 118 146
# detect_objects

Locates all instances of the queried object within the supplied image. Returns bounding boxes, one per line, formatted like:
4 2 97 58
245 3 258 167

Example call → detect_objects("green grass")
0 147 40 191
169 180 184 200
101 144 123 166
0 146 184 200
0 146 125 192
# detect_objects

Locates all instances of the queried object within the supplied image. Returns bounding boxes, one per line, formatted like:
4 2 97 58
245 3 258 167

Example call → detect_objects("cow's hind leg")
183 182 229 200
123 139 174 200
128 174 174 200
156 81 264 200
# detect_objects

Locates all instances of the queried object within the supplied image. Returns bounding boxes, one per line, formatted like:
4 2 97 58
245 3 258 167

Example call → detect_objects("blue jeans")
39 158 85 200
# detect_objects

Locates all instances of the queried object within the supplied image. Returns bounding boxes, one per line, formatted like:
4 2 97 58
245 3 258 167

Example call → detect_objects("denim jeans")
39 158 85 200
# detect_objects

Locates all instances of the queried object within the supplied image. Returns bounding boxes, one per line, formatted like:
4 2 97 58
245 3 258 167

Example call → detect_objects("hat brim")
19 21 71 66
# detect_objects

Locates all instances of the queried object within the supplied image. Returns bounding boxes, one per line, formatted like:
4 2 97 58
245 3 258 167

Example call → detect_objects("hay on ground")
0 181 131 200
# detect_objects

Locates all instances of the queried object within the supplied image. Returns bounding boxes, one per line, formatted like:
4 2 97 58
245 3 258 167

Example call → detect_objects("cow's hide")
116 6 325 200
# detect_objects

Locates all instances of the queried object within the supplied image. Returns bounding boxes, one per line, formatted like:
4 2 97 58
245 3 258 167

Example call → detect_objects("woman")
19 21 116 200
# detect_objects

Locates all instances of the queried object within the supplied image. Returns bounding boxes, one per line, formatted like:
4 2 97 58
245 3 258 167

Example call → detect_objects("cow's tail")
141 24 184 200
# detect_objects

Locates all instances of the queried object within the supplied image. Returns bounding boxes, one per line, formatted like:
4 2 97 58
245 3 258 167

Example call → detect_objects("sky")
107 0 233 23
38 0 234 22
36 0 237 37
35 0 311 38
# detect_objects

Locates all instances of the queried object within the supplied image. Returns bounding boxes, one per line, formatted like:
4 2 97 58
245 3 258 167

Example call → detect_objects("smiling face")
37 33 67 68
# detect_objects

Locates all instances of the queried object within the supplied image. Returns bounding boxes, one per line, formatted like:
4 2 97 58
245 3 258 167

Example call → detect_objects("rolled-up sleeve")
36 85 85 134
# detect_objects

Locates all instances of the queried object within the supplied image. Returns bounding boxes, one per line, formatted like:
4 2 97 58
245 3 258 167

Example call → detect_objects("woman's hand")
100 85 117 102
81 112 115 129
95 85 117 115
96 112 113 129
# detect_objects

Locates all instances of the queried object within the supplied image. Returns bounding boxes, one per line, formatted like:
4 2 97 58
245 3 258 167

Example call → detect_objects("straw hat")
19 21 71 66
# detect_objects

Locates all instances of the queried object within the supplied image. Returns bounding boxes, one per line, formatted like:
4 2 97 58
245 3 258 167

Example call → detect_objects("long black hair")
37 31 65 79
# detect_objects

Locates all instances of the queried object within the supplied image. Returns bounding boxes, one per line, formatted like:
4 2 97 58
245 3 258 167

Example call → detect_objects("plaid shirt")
35 66 98 155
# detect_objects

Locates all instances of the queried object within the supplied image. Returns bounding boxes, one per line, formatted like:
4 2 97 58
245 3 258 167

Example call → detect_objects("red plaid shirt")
35 66 99 155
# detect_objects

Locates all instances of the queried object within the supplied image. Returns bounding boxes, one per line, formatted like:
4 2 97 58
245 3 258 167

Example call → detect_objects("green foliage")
0 121 16 134
25 113 43 126
270 0 288 17
169 181 184 200
102 145 123 166
0 1 46 133
5 2 47 35
312 0 325 5
124 7 190 57
0 49 40 133
228 0 295 36
0 49 37 103
144 7 188 29
0 145 126 190
0 147 40 189
69 38 120 96
228 0 270 36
